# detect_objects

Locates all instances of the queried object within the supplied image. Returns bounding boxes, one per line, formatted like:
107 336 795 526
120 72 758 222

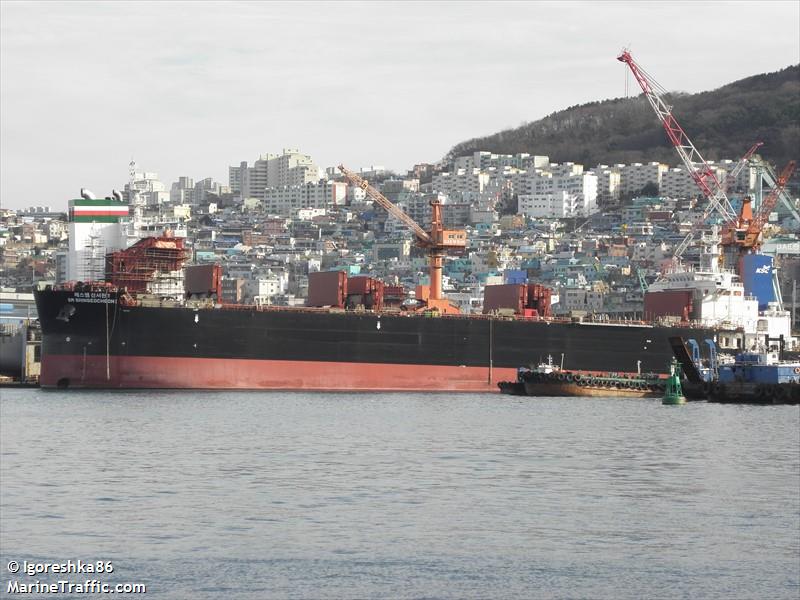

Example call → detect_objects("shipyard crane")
722 160 796 251
338 164 466 314
723 142 763 194
617 50 748 266
669 142 764 262
617 50 737 222
752 156 800 222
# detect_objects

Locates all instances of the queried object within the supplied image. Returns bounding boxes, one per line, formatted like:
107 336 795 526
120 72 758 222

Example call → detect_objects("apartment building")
591 165 622 205
453 151 549 172
263 181 347 216
620 162 668 196
431 169 491 197
660 163 727 199
170 177 194 204
125 171 169 206
516 167 598 218
229 149 323 200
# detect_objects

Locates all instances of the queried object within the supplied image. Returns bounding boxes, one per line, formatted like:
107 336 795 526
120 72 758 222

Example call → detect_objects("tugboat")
670 336 800 403
503 355 667 398
708 349 800 404
497 368 528 396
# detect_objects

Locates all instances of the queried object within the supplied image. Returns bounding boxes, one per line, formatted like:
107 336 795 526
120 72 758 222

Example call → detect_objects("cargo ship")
36 282 728 392
34 232 737 391
33 287 792 392
34 184 796 392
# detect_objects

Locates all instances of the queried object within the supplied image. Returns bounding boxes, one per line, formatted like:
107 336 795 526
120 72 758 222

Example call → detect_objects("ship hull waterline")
523 381 659 398
43 355 511 392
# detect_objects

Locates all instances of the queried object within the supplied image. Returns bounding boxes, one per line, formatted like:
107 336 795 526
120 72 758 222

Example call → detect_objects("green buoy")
662 358 687 405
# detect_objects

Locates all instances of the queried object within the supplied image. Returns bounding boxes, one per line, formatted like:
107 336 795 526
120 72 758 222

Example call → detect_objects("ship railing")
52 281 119 293
216 303 352 315
0 323 18 335
186 303 744 332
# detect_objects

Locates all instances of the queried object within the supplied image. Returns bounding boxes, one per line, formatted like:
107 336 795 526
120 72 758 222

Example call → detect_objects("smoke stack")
80 188 97 200
112 189 122 202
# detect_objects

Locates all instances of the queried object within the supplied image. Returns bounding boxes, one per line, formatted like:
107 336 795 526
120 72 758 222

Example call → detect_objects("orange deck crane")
338 164 466 314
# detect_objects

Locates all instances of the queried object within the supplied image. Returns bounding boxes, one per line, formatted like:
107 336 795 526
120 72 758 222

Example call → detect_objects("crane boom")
744 160 796 248
672 142 762 261
617 50 737 223
724 142 763 192
755 157 800 221
338 163 466 313
337 164 431 244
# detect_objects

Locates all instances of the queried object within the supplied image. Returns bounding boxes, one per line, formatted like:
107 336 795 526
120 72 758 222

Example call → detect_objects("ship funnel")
112 189 122 201
80 188 97 200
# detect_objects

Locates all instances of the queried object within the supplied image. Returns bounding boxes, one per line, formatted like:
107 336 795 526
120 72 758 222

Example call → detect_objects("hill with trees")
446 65 799 170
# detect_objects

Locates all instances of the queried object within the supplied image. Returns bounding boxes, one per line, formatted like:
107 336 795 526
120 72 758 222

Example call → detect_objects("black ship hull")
35 289 733 391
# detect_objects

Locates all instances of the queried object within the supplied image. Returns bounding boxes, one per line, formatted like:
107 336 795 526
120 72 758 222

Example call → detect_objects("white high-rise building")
193 178 224 204
659 163 729 199
518 190 576 218
516 165 598 218
453 151 548 171
170 176 195 204
229 149 323 200
229 162 246 196
263 181 347 216
620 162 668 195
125 171 169 206
431 169 491 197
660 168 697 199
591 165 622 204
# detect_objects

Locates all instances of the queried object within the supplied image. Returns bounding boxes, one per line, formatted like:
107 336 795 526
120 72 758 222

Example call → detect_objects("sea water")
1 389 798 599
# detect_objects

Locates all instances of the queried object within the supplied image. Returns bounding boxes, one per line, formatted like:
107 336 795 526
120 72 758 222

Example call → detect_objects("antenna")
128 158 144 226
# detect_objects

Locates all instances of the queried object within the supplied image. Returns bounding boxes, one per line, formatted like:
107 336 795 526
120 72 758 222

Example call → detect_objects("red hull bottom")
42 355 512 392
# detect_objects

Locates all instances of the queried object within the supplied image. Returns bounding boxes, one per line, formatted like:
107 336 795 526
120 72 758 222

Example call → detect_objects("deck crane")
338 164 466 314
617 50 747 266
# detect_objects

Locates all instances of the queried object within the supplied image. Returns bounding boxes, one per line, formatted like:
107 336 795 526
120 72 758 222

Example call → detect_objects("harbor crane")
617 49 752 266
670 142 766 262
723 141 763 194
721 159 796 252
338 164 466 314
752 155 800 222
617 50 737 220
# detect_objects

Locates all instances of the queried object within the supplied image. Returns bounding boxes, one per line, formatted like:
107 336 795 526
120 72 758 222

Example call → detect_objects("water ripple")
1 389 798 599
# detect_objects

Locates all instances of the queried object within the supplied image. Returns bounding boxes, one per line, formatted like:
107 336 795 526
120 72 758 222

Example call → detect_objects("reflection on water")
1 390 798 599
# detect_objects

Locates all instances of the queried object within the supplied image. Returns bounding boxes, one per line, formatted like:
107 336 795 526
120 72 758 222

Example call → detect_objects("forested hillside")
446 65 799 169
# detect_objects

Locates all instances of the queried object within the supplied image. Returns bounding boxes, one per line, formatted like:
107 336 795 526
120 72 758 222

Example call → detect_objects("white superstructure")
646 234 796 351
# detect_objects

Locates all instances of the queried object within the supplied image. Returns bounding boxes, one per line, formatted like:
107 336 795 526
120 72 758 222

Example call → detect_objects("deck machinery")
338 164 467 314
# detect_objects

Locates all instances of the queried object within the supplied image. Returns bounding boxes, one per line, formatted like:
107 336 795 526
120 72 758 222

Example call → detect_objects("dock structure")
0 291 41 386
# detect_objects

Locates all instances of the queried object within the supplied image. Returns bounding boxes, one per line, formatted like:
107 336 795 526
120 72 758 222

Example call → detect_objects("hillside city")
2 148 799 326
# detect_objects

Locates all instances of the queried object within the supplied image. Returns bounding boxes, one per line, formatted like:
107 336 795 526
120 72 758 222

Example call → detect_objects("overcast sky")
2 1 798 210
